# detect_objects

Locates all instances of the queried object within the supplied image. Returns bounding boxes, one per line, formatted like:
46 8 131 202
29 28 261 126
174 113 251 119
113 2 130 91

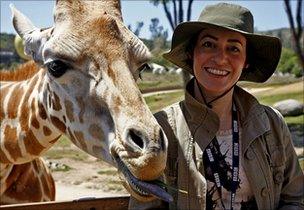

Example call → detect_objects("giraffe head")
11 0 169 201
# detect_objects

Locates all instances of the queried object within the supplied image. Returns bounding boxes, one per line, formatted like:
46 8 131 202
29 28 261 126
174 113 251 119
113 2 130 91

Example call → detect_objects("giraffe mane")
0 60 40 81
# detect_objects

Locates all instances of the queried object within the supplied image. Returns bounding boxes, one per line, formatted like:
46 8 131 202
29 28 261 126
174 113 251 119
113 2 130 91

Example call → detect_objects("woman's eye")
46 60 69 78
230 46 240 53
202 41 214 48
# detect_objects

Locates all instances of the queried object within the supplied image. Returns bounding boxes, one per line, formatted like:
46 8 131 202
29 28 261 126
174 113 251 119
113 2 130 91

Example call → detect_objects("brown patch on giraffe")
30 100 40 129
38 102 48 120
7 84 24 119
63 115 67 123
48 93 52 108
3 125 23 162
5 162 43 202
64 99 75 122
51 92 62 111
31 117 40 129
43 126 52 136
0 149 10 163
92 145 107 157
40 166 55 201
107 67 117 83
0 85 10 121
49 136 60 144
19 75 39 132
113 96 122 114
67 127 78 146
88 123 104 140
31 99 40 129
74 131 88 151
50 115 66 133
76 96 85 123
24 130 45 156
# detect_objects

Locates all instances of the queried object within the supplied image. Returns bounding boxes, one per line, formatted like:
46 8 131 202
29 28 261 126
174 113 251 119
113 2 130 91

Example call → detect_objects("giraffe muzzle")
114 155 173 203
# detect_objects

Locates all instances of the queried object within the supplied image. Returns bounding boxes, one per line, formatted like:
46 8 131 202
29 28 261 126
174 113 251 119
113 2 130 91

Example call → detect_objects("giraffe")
1 61 56 204
0 0 169 204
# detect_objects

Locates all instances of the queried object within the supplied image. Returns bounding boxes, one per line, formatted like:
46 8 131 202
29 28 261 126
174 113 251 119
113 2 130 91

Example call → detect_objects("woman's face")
193 28 247 96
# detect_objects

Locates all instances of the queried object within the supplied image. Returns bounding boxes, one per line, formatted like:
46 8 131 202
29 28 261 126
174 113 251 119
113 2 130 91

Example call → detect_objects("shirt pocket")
263 133 286 204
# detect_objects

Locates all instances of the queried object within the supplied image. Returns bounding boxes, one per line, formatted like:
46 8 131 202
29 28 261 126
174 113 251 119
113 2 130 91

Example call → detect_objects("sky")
0 0 297 40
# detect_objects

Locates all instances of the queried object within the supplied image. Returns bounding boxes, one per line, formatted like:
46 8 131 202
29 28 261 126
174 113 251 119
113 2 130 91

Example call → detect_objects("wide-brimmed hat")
163 3 282 82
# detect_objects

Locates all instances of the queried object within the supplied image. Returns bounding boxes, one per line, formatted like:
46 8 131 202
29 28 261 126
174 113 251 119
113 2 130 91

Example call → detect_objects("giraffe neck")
1 69 61 164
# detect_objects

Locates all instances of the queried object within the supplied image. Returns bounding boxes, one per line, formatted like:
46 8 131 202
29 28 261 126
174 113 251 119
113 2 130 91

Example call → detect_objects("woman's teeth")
205 68 229 76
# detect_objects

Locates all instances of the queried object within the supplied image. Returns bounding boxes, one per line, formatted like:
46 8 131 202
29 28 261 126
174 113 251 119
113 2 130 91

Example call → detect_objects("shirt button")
274 171 284 184
245 149 255 160
261 187 269 197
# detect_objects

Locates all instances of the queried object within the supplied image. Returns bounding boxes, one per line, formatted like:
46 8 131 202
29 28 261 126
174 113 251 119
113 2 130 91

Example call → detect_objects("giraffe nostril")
127 128 145 149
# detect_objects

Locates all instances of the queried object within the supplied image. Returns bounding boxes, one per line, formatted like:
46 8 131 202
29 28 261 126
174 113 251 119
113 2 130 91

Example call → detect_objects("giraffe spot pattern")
67 127 77 145
24 129 45 156
64 99 75 122
92 145 108 158
43 126 52 136
0 85 10 121
7 84 23 119
74 131 88 152
51 91 62 111
76 97 85 123
3 125 22 162
30 99 40 129
19 74 39 132
88 123 104 140
50 115 66 133
38 102 48 120
5 162 43 202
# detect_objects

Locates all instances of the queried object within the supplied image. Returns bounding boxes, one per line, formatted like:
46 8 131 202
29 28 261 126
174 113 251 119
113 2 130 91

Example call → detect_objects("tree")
128 21 144 37
284 0 304 69
150 0 194 87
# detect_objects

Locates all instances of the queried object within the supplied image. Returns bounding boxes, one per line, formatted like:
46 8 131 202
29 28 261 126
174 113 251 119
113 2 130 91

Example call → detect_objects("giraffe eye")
46 60 69 78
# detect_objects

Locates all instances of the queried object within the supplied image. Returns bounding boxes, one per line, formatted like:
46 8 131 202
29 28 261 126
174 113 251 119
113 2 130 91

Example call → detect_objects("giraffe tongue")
115 156 173 203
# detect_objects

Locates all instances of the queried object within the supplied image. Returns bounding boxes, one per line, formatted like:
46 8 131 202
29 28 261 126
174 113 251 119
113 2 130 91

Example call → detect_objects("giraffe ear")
10 4 53 64
10 4 36 38
127 30 151 65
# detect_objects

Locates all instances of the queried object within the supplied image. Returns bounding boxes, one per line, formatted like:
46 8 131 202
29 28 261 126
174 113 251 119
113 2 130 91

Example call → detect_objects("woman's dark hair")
185 33 200 68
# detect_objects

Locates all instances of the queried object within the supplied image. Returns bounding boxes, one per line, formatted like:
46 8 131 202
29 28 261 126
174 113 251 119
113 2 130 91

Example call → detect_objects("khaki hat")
163 3 282 82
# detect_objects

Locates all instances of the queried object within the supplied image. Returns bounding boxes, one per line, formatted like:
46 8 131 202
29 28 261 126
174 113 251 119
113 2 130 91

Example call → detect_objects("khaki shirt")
129 80 304 210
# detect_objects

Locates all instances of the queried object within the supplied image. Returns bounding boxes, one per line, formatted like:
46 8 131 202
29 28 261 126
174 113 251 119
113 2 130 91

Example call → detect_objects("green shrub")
277 48 303 77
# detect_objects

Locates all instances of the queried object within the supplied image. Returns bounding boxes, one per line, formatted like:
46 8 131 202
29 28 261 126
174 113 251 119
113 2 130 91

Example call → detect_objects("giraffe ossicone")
1 0 169 204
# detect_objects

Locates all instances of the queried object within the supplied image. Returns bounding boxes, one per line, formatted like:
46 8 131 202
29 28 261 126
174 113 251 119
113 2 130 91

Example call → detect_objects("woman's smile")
204 67 230 77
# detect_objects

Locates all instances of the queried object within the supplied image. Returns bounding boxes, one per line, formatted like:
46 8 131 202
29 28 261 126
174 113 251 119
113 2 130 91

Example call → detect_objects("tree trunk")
284 0 304 68
172 0 177 27
187 0 194 21
178 0 184 23
162 1 175 31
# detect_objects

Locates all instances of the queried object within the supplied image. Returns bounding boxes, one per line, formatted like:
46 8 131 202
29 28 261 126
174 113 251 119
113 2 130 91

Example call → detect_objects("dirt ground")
45 146 128 201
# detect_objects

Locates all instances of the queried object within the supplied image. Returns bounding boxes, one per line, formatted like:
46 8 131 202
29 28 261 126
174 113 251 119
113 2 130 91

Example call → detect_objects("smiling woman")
129 2 304 210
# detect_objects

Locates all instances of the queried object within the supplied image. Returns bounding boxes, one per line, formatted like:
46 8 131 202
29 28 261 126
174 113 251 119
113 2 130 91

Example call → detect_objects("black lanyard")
204 102 239 210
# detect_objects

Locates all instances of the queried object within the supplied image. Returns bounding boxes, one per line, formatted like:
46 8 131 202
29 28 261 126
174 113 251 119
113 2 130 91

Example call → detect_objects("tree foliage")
128 21 144 37
277 48 302 77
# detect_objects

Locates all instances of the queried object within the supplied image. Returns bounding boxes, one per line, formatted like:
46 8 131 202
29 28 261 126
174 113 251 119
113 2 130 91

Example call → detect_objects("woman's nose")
213 48 228 65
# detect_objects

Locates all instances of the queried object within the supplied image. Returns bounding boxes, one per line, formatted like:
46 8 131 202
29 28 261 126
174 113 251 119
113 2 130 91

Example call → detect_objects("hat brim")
163 22 282 82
